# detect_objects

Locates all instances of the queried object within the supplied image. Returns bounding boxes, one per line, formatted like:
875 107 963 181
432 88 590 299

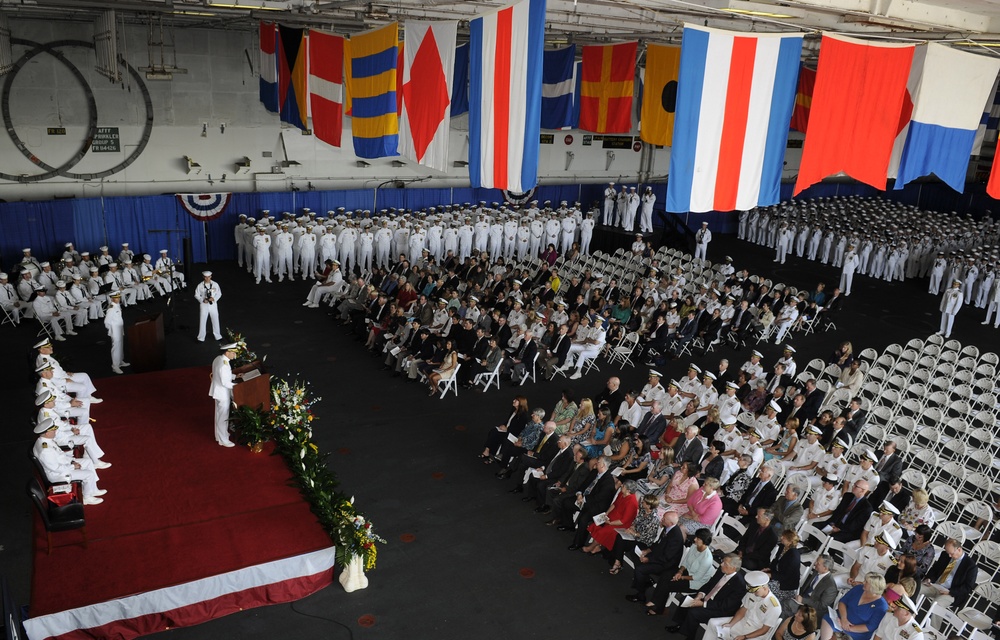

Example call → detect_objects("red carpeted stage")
25 367 336 640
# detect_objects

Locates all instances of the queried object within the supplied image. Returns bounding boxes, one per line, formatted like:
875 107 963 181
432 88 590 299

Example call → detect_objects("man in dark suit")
666 310 698 358
673 426 705 466
873 440 902 485
504 420 560 484
636 403 667 444
799 379 824 422
792 554 838 616
565 457 616 546
923 538 979 611
736 466 778 523
507 332 538 383
726 300 754 349
545 451 595 519
737 509 779 570
841 397 868 435
869 477 911 514
529 437 577 511
466 335 502 385
819 479 874 543
542 323 571 379
625 511 685 601
665 554 746 634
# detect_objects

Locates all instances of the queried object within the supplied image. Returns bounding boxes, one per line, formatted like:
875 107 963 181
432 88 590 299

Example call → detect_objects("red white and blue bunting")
176 193 232 221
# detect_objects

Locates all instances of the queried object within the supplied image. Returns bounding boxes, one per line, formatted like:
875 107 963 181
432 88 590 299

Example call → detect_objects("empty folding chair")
913 426 942 449
954 500 995 546
980 352 999 367
885 343 904 359
868 405 892 427
711 513 747 555
897 398 924 420
941 417 969 442
932 521 968 548
820 363 842 383
956 358 978 374
958 582 1000 633
950 387 973 405
917 408 943 432
858 347 878 364
927 460 966 493
926 333 944 348
879 388 901 409
900 468 927 491
926 484 959 521
925 390 949 409
899 348 919 364
961 344 981 359
959 472 997 507
906 338 925 351
875 354 897 370
909 449 939 480
972 541 1000 579
938 439 967 465
905 383 928 402
943 339 962 352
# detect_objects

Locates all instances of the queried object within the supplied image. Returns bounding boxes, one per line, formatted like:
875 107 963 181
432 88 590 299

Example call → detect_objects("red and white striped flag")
309 29 345 148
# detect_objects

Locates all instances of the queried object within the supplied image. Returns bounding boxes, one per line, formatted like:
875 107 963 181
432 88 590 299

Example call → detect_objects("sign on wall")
92 127 121 152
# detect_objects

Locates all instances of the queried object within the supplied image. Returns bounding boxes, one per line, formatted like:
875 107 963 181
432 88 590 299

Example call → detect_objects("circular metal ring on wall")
0 38 154 183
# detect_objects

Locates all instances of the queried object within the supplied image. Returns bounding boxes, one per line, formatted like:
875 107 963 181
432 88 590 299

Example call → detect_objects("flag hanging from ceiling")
468 0 547 192
277 26 308 130
666 25 803 213
789 66 815 133
640 43 681 147
259 22 279 113
452 42 470 117
972 75 1000 156
794 34 914 195
308 29 345 148
885 46 922 183
348 23 400 159
541 45 576 130
400 20 457 172
895 43 1000 192
579 41 637 134
571 60 582 128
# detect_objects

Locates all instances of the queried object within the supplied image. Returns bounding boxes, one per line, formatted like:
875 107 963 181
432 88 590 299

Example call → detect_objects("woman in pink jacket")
677 477 722 535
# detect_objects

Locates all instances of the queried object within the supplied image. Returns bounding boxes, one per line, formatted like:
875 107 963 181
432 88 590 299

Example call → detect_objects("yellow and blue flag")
348 23 399 158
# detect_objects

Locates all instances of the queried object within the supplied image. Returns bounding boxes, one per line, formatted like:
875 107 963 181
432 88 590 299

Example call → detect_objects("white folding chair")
607 331 640 368
518 352 539 386
927 484 959 521
958 582 1000 631
437 363 461 399
900 468 928 491
712 513 748 554
475 361 501 392
920 600 968 640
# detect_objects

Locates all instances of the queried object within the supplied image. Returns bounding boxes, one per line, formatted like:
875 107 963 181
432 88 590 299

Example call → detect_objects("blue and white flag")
541 45 576 130
895 43 1000 192
972 74 1000 156
452 42 470 117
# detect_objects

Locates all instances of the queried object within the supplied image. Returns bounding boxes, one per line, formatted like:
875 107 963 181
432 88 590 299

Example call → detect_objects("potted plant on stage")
229 405 269 453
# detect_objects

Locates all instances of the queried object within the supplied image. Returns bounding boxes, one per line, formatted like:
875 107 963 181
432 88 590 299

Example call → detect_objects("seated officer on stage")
33 418 108 505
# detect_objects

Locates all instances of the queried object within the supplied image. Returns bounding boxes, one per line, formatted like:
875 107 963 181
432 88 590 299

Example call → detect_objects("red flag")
988 157 1000 199
579 42 637 134
308 30 344 147
789 67 815 133
794 35 914 195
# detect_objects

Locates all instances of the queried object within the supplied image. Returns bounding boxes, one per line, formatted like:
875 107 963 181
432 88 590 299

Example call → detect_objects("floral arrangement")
224 328 264 369
225 334 384 571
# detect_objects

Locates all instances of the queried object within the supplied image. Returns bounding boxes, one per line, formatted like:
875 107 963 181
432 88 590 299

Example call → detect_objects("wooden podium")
232 361 270 412
127 313 165 373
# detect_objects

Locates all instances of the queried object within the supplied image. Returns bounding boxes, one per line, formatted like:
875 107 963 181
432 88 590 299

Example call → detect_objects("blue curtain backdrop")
2 181 995 268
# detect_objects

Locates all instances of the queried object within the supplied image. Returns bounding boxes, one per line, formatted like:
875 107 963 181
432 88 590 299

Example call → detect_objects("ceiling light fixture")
206 1 290 11
720 8 798 18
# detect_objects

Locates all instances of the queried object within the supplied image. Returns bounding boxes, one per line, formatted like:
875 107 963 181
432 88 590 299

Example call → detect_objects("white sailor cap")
879 501 901 515
221 343 240 350
768 400 782 413
745 571 769 588
202 271 213 277
726 381 739 390
35 391 54 406
34 417 57 434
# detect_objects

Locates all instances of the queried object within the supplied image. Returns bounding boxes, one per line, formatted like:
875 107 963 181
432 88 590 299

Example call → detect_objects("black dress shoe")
536 505 551 514
557 525 574 531
665 624 681 633
508 487 522 494
567 544 582 551
624 594 642 603
520 496 533 502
